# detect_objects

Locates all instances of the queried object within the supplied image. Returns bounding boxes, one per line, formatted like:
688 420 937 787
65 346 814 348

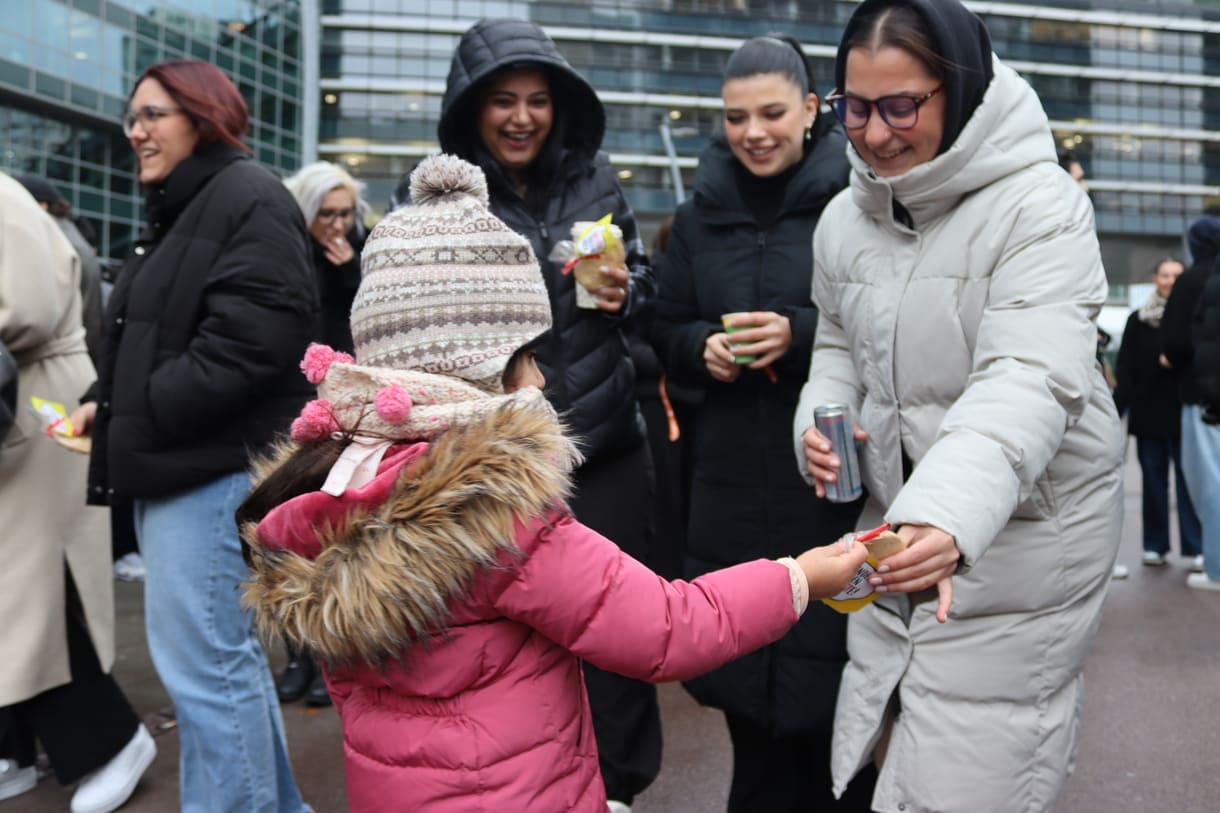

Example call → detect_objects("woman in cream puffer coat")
794 2 1124 811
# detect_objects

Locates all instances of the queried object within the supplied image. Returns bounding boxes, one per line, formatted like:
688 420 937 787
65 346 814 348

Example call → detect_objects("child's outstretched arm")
484 513 868 684
794 537 871 602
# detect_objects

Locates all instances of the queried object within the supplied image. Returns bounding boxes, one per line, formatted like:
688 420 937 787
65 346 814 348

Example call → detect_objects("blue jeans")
1180 405 1220 580
134 471 306 813
1135 435 1202 556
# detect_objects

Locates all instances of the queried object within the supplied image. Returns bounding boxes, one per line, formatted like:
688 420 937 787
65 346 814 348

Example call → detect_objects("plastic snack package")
548 214 625 309
821 523 905 613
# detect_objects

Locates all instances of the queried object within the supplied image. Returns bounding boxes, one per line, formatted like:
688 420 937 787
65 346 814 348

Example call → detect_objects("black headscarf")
834 0 994 155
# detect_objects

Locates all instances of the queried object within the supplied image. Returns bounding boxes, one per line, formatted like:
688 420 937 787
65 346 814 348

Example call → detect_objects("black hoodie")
432 19 654 464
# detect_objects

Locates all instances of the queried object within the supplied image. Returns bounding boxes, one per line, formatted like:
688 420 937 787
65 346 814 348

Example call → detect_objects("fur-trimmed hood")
242 398 580 669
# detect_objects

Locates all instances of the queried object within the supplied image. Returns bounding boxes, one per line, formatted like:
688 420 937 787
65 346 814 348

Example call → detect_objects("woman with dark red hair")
70 60 315 812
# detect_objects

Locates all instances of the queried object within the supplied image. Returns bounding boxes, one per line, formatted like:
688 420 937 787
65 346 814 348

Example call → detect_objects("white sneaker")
607 802 633 813
113 553 145 582
70 724 156 813
1141 550 1167 566
0 759 36 801
1186 573 1220 592
1111 563 1130 579
1190 555 1206 574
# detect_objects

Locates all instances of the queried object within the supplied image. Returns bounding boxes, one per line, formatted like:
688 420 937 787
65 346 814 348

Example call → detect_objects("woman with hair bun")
70 59 315 812
653 33 873 812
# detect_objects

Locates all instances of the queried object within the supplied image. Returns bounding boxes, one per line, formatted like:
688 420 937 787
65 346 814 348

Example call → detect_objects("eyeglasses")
316 207 355 223
825 86 943 130
122 105 182 137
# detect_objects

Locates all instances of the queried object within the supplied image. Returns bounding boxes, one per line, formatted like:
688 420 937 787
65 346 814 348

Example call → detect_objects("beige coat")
795 60 1124 812
0 173 113 705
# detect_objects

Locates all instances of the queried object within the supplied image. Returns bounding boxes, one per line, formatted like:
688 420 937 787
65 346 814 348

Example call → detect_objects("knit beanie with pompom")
287 155 555 452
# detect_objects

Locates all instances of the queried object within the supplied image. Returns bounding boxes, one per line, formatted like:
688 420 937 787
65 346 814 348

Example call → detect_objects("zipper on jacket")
538 220 549 242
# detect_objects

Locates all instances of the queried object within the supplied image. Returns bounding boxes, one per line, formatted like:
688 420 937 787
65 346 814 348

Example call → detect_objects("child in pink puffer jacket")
239 155 866 813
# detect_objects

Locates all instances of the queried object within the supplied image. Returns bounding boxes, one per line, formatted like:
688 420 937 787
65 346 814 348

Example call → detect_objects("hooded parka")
794 53 1125 813
435 18 653 464
0 173 113 705
652 122 862 734
243 401 801 812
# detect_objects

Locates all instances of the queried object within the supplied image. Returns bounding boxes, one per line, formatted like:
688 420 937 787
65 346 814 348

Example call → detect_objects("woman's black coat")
87 144 317 503
651 120 863 734
436 18 654 465
1113 309 1183 438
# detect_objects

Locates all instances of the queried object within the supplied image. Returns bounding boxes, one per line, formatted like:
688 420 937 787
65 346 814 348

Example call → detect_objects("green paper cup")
721 312 757 364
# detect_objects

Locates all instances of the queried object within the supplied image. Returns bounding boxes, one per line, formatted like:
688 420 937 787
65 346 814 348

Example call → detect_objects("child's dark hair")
724 34 811 95
236 437 347 536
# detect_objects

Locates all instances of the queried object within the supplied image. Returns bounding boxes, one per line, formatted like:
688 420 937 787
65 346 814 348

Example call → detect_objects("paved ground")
6 453 1220 812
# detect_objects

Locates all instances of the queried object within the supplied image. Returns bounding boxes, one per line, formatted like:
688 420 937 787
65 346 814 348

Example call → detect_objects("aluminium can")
813 404 862 503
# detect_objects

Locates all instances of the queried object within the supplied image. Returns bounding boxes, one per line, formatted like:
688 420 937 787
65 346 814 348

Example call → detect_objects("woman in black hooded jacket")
652 35 872 813
429 18 660 810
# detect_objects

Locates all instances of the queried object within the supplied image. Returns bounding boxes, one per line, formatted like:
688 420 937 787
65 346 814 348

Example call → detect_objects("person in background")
1162 214 1220 591
1113 258 1202 571
14 176 103 367
237 154 871 813
797 1 1123 809
68 60 315 813
12 175 145 584
425 19 659 811
1057 146 1088 194
0 172 155 813
284 161 370 355
276 161 370 707
652 34 872 812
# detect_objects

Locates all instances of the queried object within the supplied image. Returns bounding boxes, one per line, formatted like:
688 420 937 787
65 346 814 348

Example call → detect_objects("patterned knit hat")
287 155 555 453
350 154 551 391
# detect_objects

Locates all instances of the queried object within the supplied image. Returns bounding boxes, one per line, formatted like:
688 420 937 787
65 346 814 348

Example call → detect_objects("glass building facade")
0 0 305 261
317 0 1220 285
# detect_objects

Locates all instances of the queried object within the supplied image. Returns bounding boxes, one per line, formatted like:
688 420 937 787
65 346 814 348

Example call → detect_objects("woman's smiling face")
721 72 817 178
478 68 553 177
843 46 945 177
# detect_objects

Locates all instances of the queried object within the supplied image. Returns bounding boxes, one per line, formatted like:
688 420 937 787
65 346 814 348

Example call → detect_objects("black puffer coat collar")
692 112 847 227
142 142 248 241
437 18 604 169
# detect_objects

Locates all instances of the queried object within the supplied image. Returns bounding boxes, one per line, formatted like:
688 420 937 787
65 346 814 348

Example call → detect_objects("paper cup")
720 312 756 364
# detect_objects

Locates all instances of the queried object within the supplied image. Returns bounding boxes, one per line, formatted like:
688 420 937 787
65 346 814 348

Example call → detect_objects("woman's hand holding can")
802 415 868 500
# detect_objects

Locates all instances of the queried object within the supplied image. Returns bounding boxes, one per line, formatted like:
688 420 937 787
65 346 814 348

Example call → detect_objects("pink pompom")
290 399 339 442
374 386 413 423
299 344 352 384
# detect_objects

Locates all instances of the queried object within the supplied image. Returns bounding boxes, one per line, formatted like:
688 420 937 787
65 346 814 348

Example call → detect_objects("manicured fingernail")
875 585 888 593
878 565 890 573
829 456 840 467
868 576 883 586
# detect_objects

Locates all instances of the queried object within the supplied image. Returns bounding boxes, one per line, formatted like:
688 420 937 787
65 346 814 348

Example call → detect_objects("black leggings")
0 570 139 784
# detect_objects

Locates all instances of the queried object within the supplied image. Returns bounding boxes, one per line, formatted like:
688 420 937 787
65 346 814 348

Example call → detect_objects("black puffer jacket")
314 224 366 355
651 121 863 734
436 18 653 463
1195 261 1220 410
88 144 317 503
1162 260 1209 406
1113 307 1182 437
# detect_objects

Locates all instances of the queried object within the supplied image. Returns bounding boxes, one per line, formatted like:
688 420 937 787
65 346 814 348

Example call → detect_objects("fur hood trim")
242 399 580 669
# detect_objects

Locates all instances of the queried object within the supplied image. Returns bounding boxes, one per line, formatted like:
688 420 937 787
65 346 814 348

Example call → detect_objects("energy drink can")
814 404 862 503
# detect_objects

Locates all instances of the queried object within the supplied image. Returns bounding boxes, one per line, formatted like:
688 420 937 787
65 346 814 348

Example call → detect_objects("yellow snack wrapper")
548 214 625 309
822 526 905 613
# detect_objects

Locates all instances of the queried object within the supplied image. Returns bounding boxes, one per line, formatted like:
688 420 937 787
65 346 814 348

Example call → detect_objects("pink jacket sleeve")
484 512 799 682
